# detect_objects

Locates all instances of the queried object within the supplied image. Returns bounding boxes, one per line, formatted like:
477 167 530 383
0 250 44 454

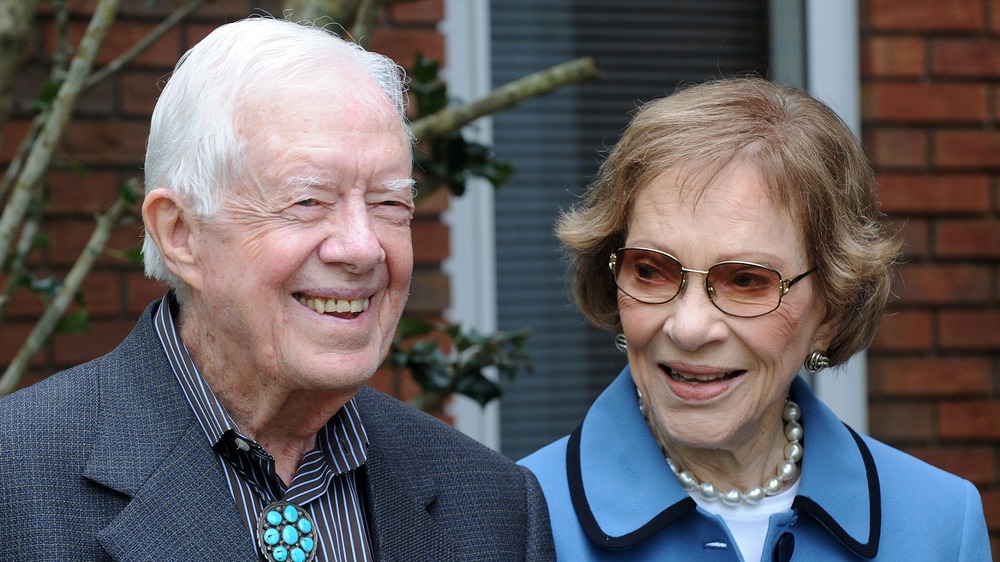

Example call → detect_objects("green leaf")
54 309 89 335
455 372 502 407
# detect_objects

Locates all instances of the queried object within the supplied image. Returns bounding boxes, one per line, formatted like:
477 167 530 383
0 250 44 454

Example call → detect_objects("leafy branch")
388 317 532 413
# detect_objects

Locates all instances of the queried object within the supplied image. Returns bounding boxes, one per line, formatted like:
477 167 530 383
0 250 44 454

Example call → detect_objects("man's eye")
296 199 319 207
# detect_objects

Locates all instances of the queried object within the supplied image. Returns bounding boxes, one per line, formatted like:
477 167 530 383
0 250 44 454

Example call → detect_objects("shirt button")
233 437 251 451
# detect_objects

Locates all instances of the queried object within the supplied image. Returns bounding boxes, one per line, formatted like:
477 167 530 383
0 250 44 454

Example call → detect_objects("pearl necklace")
639 392 803 506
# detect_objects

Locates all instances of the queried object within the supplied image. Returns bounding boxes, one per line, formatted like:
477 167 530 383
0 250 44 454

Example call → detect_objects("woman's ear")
142 188 204 291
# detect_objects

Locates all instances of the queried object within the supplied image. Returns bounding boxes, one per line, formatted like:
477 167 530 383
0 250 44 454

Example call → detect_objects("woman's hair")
141 17 408 289
558 77 900 366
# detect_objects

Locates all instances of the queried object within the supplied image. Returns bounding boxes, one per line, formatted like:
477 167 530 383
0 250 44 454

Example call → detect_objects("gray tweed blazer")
0 300 554 561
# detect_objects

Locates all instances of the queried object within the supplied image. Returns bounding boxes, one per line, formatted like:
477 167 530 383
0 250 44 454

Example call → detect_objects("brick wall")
1 0 446 401
861 0 1000 554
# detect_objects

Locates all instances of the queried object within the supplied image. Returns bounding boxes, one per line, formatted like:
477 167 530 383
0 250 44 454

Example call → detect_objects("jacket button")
773 532 794 562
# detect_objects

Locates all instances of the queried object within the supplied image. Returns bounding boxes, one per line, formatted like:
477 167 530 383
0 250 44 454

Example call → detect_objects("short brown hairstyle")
557 77 900 366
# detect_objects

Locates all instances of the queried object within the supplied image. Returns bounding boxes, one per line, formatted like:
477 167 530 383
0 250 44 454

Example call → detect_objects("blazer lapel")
357 389 460 562
95 422 256 561
81 303 257 561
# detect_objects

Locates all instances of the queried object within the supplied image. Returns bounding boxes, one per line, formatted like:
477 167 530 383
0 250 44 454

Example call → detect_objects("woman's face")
619 161 832 460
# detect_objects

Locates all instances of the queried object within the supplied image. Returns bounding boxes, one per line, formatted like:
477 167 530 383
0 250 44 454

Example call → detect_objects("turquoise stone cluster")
256 501 317 562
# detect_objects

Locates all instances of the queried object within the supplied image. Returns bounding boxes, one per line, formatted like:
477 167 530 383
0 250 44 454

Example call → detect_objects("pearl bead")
783 401 801 422
677 471 699 492
784 441 803 463
785 420 804 442
764 476 784 496
744 487 766 504
778 460 798 481
698 482 720 500
642 393 804 506
721 488 743 505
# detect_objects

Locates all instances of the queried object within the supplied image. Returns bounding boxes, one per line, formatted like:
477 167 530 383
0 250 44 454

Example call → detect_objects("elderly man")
0 18 553 561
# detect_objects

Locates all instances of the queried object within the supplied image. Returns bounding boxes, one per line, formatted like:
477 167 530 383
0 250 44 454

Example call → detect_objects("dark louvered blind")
492 0 770 460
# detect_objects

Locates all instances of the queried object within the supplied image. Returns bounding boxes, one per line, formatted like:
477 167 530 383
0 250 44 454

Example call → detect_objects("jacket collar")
83 300 255 560
355 387 461 562
568 368 880 558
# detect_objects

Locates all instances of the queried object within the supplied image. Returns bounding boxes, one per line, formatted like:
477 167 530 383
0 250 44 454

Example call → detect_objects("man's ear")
142 188 204 291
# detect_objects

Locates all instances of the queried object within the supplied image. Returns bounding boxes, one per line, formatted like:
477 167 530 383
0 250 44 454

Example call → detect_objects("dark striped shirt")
152 294 374 562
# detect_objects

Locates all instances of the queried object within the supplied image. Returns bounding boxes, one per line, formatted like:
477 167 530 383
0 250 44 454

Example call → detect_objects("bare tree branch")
350 0 379 49
410 57 602 143
86 0 210 89
0 0 41 139
0 0 121 269
0 181 136 396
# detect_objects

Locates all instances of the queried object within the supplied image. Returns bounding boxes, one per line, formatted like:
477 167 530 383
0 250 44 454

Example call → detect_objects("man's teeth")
298 296 369 315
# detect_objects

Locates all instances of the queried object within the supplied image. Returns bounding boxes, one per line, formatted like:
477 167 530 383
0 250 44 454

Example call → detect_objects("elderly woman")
519 77 990 561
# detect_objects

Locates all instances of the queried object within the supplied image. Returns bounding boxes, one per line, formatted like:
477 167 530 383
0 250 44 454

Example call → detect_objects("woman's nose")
662 276 725 351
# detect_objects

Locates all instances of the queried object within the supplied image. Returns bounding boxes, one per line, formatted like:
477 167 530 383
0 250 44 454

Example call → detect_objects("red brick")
1 283 46 319
411 220 449 264
121 70 165 116
126 273 169 316
939 400 1000 440
895 263 990 304
1 118 32 163
935 130 1000 169
45 219 144 267
406 268 448 315
872 310 933 351
866 0 984 32
414 185 449 216
889 217 930 258
869 356 993 397
933 39 1000 78
50 21 182 68
388 0 443 25
864 82 987 123
901 445 996 485
936 219 1000 258
878 173 991 214
865 128 929 169
60 120 150 166
861 36 926 78
370 28 444 68
81 270 123 317
51 319 135 366
939 311 1000 349
46 170 120 216
984 488 1000 532
869 400 935 441
0 322 38 365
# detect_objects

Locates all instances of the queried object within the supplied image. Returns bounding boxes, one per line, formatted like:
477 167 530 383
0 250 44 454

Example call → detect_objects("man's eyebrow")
381 178 416 192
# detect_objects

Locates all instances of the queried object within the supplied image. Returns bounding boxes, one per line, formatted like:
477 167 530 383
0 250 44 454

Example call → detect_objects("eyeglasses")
609 247 815 318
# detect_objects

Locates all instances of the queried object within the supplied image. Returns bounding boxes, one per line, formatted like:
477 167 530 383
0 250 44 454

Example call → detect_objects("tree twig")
0 0 120 269
85 0 210 89
410 57 602 143
349 0 379 49
0 181 136 396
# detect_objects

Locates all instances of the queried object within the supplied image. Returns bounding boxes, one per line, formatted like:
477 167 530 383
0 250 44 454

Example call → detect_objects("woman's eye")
296 198 319 207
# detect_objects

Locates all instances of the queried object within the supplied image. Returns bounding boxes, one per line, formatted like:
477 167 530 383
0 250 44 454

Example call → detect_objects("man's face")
183 76 414 395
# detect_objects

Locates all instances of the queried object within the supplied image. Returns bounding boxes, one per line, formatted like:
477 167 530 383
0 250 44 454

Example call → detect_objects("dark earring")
615 333 627 353
804 350 830 373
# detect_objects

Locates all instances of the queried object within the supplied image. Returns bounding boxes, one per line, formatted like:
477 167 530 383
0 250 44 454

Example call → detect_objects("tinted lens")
614 249 683 303
707 262 782 317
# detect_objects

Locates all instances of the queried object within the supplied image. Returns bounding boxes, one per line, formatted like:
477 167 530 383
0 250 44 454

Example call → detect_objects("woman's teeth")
665 366 742 384
297 295 369 315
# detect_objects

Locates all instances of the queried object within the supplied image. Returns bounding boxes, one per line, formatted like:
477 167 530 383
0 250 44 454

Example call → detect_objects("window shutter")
492 0 770 459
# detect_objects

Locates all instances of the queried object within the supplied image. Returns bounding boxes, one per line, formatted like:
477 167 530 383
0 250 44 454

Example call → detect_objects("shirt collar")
568 367 880 557
152 291 369 474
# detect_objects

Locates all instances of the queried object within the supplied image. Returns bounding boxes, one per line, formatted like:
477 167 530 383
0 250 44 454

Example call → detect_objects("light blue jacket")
520 368 990 561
